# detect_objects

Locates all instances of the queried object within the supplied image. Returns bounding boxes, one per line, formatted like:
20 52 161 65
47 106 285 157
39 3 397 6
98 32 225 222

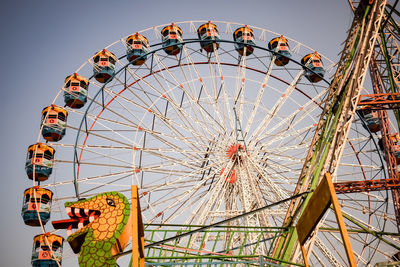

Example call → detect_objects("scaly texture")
65 192 130 266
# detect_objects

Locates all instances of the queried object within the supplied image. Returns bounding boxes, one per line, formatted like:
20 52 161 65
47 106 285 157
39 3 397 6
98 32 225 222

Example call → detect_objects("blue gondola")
126 33 149 65
301 52 325 83
31 234 63 267
63 73 89 109
93 49 117 83
268 36 291 66
233 26 255 56
378 134 400 165
359 106 381 133
41 105 67 142
392 134 400 163
197 22 220 53
21 187 53 226
25 143 55 181
161 24 183 56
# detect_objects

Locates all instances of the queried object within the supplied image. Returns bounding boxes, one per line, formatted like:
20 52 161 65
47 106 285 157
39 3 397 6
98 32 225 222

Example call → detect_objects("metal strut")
334 0 400 229
233 107 247 152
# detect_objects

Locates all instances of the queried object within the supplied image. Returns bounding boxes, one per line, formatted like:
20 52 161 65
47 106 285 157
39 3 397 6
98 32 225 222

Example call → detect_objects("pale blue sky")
0 1 352 266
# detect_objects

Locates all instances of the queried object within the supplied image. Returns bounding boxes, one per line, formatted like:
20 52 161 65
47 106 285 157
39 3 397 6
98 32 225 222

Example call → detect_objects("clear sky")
0 1 353 266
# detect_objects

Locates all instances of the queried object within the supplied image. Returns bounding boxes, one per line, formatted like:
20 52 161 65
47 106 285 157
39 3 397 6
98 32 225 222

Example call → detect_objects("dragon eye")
106 198 116 207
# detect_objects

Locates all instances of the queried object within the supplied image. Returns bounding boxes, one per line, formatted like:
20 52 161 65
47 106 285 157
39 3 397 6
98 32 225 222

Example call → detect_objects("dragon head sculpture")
53 192 131 266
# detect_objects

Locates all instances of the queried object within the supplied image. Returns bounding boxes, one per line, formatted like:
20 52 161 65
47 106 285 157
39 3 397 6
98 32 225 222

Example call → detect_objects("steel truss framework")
333 0 400 226
273 0 392 265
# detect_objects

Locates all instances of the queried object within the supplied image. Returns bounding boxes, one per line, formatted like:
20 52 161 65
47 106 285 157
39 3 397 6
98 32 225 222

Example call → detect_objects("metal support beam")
131 185 145 267
334 177 400 193
358 93 400 109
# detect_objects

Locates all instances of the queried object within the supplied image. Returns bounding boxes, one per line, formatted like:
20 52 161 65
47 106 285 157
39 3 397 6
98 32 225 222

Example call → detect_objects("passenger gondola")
93 49 117 83
63 73 89 109
359 106 381 133
21 187 53 226
126 33 149 65
41 105 67 142
268 36 291 66
31 233 63 267
301 52 325 83
161 24 183 55
197 22 220 53
25 143 55 181
233 26 255 56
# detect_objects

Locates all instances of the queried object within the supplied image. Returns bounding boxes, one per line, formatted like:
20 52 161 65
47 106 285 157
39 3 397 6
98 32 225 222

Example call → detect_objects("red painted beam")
334 178 400 194
358 93 400 110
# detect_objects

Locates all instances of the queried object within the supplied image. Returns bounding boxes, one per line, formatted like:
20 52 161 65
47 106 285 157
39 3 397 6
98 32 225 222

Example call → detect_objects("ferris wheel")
22 20 400 266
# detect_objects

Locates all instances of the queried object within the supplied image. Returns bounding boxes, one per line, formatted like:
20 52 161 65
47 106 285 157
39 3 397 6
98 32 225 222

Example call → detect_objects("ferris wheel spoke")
139 158 222 187
243 55 277 136
126 65 225 149
212 47 236 131
150 184 211 224
68 124 133 148
246 155 290 203
313 237 345 267
83 98 221 162
181 46 228 130
73 146 134 166
125 73 225 143
248 69 305 145
57 159 132 169
234 52 247 114
50 170 136 189
254 87 327 145
143 168 222 224
150 53 227 140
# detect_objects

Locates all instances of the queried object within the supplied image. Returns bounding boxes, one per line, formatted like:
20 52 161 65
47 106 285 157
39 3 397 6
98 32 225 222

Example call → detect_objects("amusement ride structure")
21 0 400 266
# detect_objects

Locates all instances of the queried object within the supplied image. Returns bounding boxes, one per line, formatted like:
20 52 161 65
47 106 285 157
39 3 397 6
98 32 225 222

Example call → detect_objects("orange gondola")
41 105 68 142
233 26 255 56
63 73 89 109
21 187 53 226
25 143 55 181
92 49 117 83
161 24 183 55
268 36 291 66
31 233 63 267
301 52 325 83
126 33 149 65
197 22 220 53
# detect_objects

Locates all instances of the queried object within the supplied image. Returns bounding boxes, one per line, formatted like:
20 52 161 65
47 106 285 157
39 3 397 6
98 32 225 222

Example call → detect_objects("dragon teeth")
78 218 85 229
89 216 95 223
84 209 89 215
66 207 72 216
74 208 81 217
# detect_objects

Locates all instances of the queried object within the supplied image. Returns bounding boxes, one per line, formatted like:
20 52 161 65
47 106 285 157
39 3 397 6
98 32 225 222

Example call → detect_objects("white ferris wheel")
24 21 399 266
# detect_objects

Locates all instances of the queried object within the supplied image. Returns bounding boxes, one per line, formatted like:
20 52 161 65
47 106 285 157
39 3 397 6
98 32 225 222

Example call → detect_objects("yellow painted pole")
131 185 139 267
137 188 145 267
325 173 357 267
300 245 309 267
